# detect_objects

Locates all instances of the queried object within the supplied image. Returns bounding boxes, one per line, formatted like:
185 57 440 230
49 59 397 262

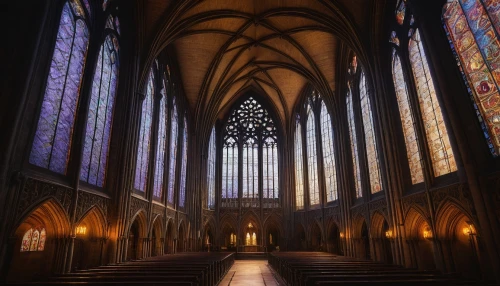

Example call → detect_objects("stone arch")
370 211 393 263
309 220 323 251
127 210 148 261
72 206 107 270
202 218 216 251
351 216 370 259
403 207 436 270
294 222 306 250
8 199 70 282
178 219 187 252
240 211 261 246
219 215 237 250
150 215 164 256
164 218 175 254
263 215 284 252
326 218 341 254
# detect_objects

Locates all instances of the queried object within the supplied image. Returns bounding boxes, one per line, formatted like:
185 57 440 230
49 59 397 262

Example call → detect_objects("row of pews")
269 252 484 286
11 252 234 286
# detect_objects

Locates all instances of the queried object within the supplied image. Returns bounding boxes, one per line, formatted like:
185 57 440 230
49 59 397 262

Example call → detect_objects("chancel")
2 0 500 285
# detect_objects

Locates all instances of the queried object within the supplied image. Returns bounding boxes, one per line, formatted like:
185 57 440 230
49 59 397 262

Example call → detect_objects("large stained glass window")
221 97 278 208
391 50 424 184
167 98 178 204
30 0 90 174
179 116 188 208
443 0 500 156
320 102 338 201
347 88 362 198
295 123 304 210
359 72 383 194
153 78 168 199
134 70 154 192
306 105 320 205
81 33 119 187
409 30 457 176
20 228 46 252
207 128 216 209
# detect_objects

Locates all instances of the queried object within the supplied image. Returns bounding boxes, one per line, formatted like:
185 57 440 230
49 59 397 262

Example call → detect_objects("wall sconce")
423 227 432 239
76 226 87 236
462 222 476 236
340 232 345 239
385 230 393 239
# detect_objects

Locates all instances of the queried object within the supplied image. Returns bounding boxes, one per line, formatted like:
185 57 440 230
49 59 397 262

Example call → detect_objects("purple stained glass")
82 0 91 17
222 139 238 199
242 138 258 199
81 35 119 187
153 79 168 198
167 99 178 204
30 1 89 174
179 117 188 208
207 128 216 209
134 70 154 192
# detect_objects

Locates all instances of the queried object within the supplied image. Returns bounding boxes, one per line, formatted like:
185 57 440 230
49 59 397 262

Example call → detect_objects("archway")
265 221 281 252
220 222 237 251
177 222 186 253
165 220 174 254
310 222 323 251
370 212 393 264
203 223 214 252
361 220 370 259
151 216 163 257
127 211 146 261
294 223 306 250
8 199 70 282
327 221 341 255
404 208 436 270
72 207 107 270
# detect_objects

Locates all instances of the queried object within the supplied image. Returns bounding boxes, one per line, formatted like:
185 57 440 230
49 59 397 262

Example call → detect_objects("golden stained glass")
295 123 305 210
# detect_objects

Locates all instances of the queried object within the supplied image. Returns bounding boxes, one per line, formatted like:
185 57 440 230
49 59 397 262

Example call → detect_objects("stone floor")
219 260 280 286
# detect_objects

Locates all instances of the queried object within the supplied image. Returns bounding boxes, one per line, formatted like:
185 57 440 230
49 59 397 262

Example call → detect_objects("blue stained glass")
153 79 168 198
167 99 178 204
81 34 119 187
263 137 278 199
222 138 238 199
30 1 90 174
207 128 216 209
179 117 188 207
134 70 154 192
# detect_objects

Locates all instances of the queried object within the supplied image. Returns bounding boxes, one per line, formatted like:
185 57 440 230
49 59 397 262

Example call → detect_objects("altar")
242 245 258 252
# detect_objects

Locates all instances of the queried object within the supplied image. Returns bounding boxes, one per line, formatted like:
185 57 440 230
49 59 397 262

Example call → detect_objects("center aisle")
219 260 280 286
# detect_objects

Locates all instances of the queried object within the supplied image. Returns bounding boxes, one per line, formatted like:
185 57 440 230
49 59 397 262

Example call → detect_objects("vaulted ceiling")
141 0 376 128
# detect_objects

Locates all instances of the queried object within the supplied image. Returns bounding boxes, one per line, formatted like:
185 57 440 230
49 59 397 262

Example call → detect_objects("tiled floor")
219 260 280 286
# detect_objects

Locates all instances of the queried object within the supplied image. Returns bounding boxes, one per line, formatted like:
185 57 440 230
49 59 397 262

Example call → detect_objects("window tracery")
320 102 338 202
167 98 178 204
153 76 168 199
21 228 46 252
207 128 216 209
295 122 305 210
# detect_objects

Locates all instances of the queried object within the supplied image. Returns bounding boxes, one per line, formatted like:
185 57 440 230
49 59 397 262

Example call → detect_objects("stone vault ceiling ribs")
142 0 369 133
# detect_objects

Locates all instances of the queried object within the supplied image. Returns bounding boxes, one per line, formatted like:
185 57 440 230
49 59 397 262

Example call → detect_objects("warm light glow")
340 232 345 238
385 230 393 239
423 227 432 239
463 224 475 236
76 226 87 236
248 223 253 228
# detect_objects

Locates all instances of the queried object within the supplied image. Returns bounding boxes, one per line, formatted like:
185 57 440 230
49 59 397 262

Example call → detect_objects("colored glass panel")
295 123 305 210
30 1 90 174
243 138 259 200
167 99 178 204
38 229 46 251
222 139 238 200
347 89 362 198
392 51 424 184
134 71 154 191
409 30 457 176
396 0 406 25
360 72 383 194
320 102 338 201
153 79 168 199
207 128 216 209
443 0 500 156
81 35 119 187
263 137 278 199
20 229 32 252
307 106 320 205
179 117 188 208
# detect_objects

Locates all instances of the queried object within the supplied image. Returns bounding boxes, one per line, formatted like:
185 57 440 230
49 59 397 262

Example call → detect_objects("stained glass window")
81 34 119 187
359 72 383 194
30 0 90 174
20 228 46 252
392 50 424 184
153 78 168 199
179 116 188 208
320 102 338 201
347 88 362 198
295 123 305 210
306 105 320 205
443 0 500 156
167 98 178 204
134 70 154 192
409 29 457 176
221 97 278 208
207 128 216 209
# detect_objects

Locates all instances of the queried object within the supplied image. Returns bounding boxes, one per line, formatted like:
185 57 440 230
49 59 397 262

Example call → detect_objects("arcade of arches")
1 0 500 284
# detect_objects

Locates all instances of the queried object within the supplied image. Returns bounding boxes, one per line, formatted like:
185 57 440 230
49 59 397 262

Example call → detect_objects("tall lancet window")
359 72 383 194
179 116 188 208
443 0 500 156
347 87 362 198
30 0 90 174
134 70 154 192
167 98 178 204
207 127 216 209
81 26 119 187
221 97 278 208
306 104 320 206
295 122 305 210
320 102 338 201
153 76 168 199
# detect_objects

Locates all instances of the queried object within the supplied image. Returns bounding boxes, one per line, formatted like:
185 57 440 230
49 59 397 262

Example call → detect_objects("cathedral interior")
2 0 500 285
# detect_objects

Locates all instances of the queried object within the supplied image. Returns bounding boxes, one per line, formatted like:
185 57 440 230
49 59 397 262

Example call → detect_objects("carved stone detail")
75 190 109 222
129 196 149 218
